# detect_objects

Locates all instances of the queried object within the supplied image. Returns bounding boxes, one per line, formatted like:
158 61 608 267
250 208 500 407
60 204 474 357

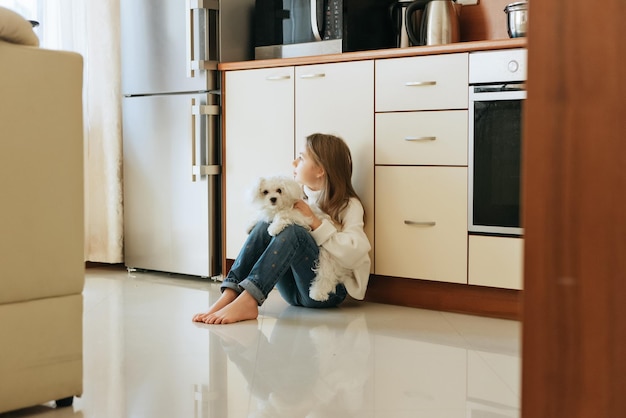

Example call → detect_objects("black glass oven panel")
473 99 523 228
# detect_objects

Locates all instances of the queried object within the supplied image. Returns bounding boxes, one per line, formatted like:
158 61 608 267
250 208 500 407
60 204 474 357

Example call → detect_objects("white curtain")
2 0 124 263
81 0 124 263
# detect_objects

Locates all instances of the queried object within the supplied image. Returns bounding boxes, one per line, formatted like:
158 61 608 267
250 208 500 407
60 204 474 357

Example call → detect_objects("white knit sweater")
305 187 372 300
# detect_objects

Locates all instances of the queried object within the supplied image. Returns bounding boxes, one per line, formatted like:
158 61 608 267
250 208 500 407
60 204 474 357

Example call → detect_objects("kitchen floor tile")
0 268 521 418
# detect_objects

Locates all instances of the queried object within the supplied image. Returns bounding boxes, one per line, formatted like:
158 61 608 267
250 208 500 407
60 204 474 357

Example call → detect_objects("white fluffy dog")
249 175 311 236
249 175 351 301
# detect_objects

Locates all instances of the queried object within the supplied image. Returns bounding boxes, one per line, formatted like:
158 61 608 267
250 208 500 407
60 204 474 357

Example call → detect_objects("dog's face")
252 176 303 212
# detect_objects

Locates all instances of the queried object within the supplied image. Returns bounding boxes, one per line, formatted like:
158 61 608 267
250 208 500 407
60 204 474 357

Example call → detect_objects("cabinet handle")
299 73 326 79
405 81 437 87
404 220 436 227
404 136 437 142
266 75 291 81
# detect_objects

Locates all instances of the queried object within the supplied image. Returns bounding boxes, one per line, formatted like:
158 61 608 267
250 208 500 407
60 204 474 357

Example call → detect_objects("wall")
460 0 512 41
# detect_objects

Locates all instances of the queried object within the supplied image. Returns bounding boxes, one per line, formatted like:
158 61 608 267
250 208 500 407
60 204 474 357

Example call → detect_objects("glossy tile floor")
2 267 521 418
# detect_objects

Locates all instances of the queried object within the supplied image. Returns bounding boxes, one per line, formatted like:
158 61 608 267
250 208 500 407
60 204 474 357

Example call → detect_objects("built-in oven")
468 49 527 236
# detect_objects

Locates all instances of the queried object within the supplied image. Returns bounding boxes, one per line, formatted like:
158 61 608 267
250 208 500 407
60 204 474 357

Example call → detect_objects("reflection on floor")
1 268 521 418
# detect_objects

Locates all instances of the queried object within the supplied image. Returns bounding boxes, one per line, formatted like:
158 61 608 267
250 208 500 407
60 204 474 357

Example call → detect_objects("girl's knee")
277 224 310 241
250 221 270 236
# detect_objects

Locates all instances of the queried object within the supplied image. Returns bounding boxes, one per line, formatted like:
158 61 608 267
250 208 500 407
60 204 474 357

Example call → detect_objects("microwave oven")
254 0 395 59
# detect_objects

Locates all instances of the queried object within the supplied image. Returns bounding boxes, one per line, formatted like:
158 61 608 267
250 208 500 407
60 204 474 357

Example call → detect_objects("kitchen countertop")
218 38 527 71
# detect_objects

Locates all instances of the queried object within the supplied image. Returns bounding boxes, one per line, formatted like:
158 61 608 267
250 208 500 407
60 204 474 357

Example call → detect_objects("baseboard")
225 259 521 320
365 275 521 320
85 262 125 270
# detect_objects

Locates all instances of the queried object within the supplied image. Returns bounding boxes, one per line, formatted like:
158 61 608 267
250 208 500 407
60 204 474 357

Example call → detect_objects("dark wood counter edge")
365 274 522 321
219 38 527 71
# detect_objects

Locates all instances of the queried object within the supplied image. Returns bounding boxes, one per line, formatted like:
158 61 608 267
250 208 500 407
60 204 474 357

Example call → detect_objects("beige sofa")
0 11 84 413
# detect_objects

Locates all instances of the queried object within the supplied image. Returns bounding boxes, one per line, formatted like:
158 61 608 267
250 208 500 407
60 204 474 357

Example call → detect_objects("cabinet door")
224 67 295 259
375 53 469 112
294 61 375 255
468 235 523 290
375 166 468 283
375 110 468 166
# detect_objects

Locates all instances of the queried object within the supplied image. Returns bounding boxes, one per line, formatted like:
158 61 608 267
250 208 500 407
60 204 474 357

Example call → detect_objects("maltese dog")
249 175 351 301
249 175 311 236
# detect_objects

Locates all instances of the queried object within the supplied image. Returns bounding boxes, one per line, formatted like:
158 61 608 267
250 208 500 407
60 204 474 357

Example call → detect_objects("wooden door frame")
522 1 626 416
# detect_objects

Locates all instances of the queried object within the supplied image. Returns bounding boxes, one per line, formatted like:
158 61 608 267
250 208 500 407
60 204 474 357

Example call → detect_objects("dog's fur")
249 175 311 236
249 175 352 301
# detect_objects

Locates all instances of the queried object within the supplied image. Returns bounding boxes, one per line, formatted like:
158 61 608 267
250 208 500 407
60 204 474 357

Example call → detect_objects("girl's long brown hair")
305 133 363 225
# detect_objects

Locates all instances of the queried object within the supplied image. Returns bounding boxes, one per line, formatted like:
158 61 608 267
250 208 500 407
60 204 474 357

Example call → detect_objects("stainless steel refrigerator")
121 0 255 278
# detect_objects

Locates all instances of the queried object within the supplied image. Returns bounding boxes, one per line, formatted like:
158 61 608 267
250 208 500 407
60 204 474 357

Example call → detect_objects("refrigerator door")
121 0 216 94
123 93 220 277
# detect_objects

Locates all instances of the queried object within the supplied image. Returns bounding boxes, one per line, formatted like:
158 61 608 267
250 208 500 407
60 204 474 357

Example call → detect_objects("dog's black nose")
270 197 277 204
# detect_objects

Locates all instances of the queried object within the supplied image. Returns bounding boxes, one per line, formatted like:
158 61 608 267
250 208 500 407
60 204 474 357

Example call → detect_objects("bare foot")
192 288 239 323
202 291 259 324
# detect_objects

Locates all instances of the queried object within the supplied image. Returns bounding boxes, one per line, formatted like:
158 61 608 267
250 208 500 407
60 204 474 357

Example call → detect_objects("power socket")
457 0 479 5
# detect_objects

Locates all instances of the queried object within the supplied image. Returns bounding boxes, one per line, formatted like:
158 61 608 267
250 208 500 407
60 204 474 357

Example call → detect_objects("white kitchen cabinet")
468 235 523 289
224 67 295 259
374 53 469 284
224 50 521 292
375 53 469 112
375 110 468 166
295 61 375 252
224 61 374 263
375 166 468 283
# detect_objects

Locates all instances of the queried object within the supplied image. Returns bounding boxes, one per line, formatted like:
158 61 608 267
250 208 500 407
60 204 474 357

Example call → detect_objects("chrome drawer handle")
404 136 437 142
266 75 291 81
405 81 437 87
404 221 436 226
299 73 326 79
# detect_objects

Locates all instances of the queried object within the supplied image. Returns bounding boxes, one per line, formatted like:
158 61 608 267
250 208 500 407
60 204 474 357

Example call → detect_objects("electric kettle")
390 1 419 48
405 0 460 46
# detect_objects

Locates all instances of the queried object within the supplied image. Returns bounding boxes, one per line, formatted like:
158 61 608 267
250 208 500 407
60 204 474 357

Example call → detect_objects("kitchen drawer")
375 166 467 283
375 53 469 112
468 235 523 290
375 110 467 166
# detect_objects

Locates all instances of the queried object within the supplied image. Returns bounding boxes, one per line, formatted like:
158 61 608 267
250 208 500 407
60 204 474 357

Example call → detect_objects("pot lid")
504 1 528 12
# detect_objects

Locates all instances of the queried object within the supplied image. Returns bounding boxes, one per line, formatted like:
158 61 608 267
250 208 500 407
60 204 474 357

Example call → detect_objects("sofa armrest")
0 40 85 304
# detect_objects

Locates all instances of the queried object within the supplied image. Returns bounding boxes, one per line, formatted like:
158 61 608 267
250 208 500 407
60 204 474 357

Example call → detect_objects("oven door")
469 84 526 236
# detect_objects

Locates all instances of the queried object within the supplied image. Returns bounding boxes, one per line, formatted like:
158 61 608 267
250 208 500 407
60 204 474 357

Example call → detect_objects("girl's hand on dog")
294 200 322 230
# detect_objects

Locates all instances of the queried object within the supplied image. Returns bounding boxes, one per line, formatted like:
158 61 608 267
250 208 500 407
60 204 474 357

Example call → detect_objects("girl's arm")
309 198 371 269
293 200 322 230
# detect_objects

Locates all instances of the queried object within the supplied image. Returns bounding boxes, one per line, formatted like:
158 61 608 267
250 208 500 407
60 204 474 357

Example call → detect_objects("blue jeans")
222 222 347 308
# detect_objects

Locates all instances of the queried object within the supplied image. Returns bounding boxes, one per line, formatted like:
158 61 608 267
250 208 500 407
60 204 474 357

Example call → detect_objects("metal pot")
504 1 528 38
